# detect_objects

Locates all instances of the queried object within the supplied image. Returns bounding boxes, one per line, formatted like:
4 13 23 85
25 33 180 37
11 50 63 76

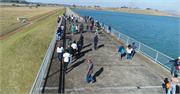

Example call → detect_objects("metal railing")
102 23 178 72
29 17 62 94
67 8 179 75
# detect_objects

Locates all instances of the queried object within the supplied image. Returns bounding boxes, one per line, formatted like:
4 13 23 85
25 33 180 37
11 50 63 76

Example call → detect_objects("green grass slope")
0 8 64 94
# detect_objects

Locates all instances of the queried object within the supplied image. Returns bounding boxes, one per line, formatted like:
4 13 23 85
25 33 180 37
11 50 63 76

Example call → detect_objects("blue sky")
27 0 179 11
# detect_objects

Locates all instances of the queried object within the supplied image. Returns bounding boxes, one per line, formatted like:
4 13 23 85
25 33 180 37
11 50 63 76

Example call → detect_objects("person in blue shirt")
118 46 126 60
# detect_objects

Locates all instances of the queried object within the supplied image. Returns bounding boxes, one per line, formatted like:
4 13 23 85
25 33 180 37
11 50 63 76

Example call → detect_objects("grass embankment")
104 8 171 16
0 8 65 94
0 7 60 35
78 7 171 17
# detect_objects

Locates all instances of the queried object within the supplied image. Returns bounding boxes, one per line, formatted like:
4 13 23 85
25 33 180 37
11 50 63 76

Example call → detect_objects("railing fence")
101 22 178 73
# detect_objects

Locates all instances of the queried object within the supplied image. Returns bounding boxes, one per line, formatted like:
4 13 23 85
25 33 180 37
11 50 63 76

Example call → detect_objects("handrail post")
155 52 159 62
118 32 121 39
137 43 141 52
126 37 129 45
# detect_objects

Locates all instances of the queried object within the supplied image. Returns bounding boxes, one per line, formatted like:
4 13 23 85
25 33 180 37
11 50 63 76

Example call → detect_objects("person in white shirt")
75 25 78 32
57 46 64 61
63 51 71 71
71 41 78 57
71 42 78 50
126 45 133 60
61 25 64 32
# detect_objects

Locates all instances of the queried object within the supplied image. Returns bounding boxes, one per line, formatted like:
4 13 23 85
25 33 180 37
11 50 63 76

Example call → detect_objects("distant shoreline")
73 7 179 18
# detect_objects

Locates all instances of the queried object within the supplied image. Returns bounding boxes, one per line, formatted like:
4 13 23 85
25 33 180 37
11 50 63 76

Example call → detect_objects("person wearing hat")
169 57 180 76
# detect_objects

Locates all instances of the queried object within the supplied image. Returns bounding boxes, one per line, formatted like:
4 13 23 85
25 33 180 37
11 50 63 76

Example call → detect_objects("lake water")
74 9 180 58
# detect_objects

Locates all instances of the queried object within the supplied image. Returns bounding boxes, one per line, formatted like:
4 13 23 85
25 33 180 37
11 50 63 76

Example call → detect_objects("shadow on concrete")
81 48 92 55
93 67 104 82
83 43 92 49
66 59 86 73
72 53 85 63
98 44 104 49
66 32 72 34
47 69 60 78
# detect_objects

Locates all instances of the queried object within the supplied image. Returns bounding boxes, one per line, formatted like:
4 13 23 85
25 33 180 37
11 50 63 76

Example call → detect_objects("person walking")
77 40 82 56
72 24 76 35
126 45 133 60
167 74 179 94
67 45 73 64
60 25 64 33
57 46 64 61
57 16 61 23
90 22 93 32
93 33 99 50
79 23 84 34
118 45 126 60
75 24 78 33
79 34 84 47
131 42 137 58
56 27 62 41
163 78 170 94
63 51 71 71
86 59 94 83
169 57 180 76
107 25 111 33
86 23 89 32
71 41 78 57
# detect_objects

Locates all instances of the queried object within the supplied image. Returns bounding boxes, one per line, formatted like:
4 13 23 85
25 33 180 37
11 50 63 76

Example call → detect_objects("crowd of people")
55 14 101 84
163 74 179 94
163 57 180 94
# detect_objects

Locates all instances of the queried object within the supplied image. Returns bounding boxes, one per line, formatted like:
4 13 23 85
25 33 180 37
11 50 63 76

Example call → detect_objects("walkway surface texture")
43 17 171 94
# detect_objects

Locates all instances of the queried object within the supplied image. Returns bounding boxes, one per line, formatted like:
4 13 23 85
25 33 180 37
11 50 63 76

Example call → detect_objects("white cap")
178 57 180 59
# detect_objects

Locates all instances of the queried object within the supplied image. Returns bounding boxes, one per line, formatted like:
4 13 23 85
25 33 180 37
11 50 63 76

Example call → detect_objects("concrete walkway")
43 20 171 94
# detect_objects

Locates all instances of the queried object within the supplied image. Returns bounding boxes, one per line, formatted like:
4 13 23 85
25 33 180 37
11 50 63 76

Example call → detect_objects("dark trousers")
131 50 136 58
121 53 126 59
86 73 94 83
64 61 69 72
58 53 63 61
94 42 98 50
127 53 132 60
176 85 180 93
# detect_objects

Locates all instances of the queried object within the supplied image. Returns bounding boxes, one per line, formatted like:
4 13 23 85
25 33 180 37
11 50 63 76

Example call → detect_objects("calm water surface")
74 9 180 58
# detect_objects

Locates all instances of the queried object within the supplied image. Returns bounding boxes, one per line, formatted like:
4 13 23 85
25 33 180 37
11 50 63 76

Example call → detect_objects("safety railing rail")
102 23 176 71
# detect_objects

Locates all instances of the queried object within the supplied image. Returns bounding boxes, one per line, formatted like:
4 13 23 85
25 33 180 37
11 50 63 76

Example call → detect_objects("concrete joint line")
42 85 162 91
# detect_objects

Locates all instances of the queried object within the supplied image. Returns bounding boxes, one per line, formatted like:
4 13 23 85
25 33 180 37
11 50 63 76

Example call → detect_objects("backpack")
118 46 125 54
165 82 170 89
